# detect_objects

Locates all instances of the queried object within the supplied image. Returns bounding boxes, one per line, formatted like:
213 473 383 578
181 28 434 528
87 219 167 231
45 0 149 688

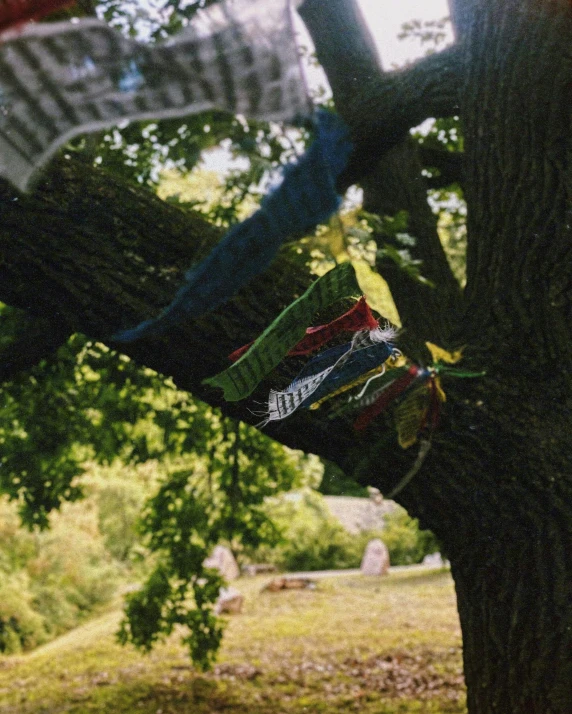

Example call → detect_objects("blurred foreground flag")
0 0 310 191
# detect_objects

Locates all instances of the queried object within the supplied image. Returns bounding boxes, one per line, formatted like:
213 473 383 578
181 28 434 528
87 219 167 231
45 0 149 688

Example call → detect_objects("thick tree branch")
362 141 463 351
299 0 463 349
340 47 463 187
298 0 383 101
0 158 360 465
299 0 462 187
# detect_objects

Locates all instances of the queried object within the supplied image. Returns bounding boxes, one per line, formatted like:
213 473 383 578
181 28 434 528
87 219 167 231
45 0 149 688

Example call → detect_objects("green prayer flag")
204 262 361 401
437 366 486 378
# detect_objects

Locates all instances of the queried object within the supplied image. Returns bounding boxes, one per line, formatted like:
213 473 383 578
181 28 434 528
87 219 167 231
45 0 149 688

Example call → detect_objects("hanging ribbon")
261 326 397 425
300 338 395 409
308 361 388 410
113 109 352 343
0 0 74 32
0 0 310 191
204 261 360 402
394 373 446 448
354 365 424 431
228 296 378 363
261 345 351 424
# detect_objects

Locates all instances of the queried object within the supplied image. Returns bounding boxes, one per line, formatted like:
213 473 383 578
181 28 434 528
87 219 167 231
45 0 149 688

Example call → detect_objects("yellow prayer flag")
425 341 463 364
351 260 401 327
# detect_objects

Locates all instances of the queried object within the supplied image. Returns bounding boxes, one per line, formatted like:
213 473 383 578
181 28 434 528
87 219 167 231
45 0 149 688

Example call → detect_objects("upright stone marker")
360 538 390 576
203 545 240 581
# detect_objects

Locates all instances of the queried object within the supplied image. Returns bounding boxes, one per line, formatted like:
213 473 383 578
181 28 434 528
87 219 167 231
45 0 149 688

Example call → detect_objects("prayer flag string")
228 296 378 362
205 257 483 447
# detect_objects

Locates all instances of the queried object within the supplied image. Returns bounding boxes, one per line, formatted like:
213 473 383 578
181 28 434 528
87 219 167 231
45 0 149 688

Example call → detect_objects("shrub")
244 491 362 571
0 575 48 653
96 479 145 562
246 490 440 571
378 506 441 565
30 502 119 618
0 495 120 650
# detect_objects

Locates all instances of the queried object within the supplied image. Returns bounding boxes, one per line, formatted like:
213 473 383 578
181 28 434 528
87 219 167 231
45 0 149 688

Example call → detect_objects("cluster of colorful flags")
207 264 483 448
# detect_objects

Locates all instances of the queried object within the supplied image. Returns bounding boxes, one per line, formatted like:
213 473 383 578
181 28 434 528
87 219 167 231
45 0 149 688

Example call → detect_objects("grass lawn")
0 568 466 714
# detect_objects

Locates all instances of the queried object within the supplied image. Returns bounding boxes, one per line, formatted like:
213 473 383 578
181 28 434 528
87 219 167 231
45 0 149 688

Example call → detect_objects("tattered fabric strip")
394 375 446 448
394 386 431 449
262 342 352 422
263 329 396 425
204 261 360 402
263 349 350 424
292 324 396 394
113 109 352 343
354 365 424 431
0 0 310 191
289 343 351 384
300 339 394 410
308 362 388 410
228 296 378 362
0 0 73 32
292 296 379 354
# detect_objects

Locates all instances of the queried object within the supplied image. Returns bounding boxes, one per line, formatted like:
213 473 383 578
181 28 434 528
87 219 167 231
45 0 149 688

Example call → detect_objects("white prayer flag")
0 0 310 191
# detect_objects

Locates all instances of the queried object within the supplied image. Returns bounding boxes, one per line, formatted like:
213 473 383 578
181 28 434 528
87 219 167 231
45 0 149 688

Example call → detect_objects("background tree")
0 0 570 712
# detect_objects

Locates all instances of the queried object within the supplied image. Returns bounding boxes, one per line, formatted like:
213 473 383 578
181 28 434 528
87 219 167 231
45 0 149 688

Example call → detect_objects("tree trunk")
454 522 572 714
305 0 572 709
440 3 572 706
434 371 572 713
346 360 572 712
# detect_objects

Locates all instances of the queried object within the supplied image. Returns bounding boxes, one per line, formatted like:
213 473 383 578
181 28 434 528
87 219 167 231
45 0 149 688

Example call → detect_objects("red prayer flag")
354 365 420 431
228 297 379 363
0 0 75 33
422 376 442 432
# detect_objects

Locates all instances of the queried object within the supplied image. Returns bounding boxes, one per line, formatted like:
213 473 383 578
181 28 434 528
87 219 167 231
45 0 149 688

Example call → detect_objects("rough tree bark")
0 0 570 711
